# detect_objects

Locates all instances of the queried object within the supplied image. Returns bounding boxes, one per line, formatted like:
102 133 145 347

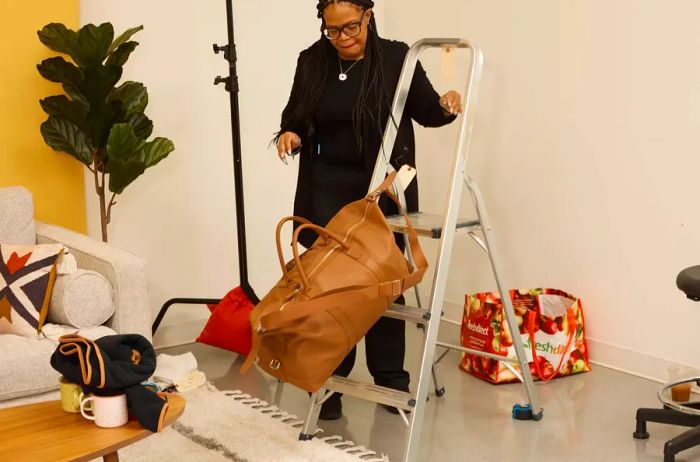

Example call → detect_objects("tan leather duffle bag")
240 172 428 392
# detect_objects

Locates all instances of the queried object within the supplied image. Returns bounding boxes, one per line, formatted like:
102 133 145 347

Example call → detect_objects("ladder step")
385 303 430 324
324 376 415 411
386 212 480 239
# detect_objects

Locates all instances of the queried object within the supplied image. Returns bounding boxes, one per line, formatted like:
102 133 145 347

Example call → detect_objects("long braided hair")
277 0 392 154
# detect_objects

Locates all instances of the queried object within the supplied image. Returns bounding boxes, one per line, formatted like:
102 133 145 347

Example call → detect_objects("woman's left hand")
439 90 463 116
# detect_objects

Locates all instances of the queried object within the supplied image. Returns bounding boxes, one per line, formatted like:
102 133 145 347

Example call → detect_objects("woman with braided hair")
275 0 461 420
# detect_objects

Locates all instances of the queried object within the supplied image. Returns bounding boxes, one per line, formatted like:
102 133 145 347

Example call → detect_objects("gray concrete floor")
161 329 700 462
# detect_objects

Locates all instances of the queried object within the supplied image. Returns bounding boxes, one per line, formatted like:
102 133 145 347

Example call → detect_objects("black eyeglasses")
322 10 367 40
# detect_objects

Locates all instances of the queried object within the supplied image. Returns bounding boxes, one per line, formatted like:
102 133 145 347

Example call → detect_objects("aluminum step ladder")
297 38 543 462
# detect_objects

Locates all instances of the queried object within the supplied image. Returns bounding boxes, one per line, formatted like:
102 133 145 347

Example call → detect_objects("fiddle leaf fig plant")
37 22 174 242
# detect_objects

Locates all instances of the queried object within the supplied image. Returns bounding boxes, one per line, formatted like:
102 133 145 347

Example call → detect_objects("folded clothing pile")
50 333 168 432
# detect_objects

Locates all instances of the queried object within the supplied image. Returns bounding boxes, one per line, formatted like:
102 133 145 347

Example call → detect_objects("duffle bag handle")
275 216 313 282
291 223 349 293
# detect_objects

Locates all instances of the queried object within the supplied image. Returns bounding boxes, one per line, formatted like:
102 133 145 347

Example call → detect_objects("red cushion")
196 287 253 355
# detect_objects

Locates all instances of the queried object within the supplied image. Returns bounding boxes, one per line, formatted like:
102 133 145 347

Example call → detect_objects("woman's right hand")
277 131 302 161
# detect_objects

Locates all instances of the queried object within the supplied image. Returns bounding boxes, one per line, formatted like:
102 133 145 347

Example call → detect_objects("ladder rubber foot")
299 433 314 441
435 387 446 397
512 404 543 421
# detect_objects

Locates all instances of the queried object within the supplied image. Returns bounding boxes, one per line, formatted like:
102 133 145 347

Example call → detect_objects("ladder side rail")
368 39 474 192
368 44 419 192
465 176 542 417
404 39 484 462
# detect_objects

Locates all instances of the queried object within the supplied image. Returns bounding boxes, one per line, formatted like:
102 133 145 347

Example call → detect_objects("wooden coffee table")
0 393 185 462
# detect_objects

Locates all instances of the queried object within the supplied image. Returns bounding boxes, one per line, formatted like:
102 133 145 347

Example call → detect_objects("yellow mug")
59 377 85 413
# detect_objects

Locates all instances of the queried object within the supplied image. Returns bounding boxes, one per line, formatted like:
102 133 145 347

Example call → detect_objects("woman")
275 0 462 420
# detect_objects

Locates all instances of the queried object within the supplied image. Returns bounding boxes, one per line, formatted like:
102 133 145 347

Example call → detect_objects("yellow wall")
0 0 86 233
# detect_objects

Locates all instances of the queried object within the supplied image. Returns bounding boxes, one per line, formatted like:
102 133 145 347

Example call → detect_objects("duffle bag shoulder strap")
369 172 428 278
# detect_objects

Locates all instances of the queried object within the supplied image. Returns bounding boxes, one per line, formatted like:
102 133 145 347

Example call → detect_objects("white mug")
80 394 128 428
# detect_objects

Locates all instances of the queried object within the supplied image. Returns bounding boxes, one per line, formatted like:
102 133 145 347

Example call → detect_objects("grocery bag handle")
526 308 577 382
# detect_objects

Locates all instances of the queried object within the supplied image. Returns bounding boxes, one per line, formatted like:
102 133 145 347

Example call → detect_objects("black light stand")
153 0 259 336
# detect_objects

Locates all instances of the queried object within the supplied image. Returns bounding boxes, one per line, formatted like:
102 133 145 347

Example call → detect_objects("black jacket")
280 38 455 247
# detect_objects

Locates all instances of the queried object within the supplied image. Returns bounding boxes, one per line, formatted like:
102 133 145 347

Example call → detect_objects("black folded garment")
50 333 169 432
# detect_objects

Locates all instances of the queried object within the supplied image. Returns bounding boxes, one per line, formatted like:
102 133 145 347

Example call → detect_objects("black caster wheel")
299 433 314 441
435 387 446 397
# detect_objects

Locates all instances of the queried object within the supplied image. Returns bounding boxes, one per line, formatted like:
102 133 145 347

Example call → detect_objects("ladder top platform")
386 212 480 239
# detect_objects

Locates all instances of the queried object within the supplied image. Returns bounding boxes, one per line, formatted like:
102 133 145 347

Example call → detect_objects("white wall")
80 1 385 347
384 0 700 380
79 0 700 381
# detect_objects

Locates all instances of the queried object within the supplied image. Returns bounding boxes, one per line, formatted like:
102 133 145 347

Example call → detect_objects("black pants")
307 165 411 392
333 295 410 392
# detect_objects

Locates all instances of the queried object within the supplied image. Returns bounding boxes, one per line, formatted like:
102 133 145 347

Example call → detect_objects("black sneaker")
319 394 342 420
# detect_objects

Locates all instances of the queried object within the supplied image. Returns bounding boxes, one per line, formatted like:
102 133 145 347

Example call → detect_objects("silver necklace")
338 56 362 81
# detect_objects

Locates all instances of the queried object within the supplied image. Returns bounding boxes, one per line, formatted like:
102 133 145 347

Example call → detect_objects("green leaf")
142 137 174 168
87 101 123 151
106 123 145 161
106 124 146 193
108 81 148 117
63 84 89 109
82 64 123 104
37 23 80 62
108 158 145 194
77 23 114 65
40 116 93 166
108 25 143 54
39 95 88 131
37 57 82 87
105 125 173 194
126 112 153 139
36 58 88 108
106 41 138 67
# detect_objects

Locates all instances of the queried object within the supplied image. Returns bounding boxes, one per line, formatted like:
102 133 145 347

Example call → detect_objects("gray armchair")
0 186 151 404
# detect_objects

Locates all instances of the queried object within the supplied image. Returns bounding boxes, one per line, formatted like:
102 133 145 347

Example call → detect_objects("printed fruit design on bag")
459 288 590 383
459 293 501 378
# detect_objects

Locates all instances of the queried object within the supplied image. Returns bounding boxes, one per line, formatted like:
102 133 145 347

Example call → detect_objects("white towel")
153 352 198 385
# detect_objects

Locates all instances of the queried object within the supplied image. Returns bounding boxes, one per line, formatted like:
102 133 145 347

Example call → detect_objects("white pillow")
47 270 114 328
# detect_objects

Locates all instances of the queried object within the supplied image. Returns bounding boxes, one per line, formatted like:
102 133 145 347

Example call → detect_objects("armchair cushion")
0 187 35 245
48 269 115 328
0 334 60 401
0 325 118 402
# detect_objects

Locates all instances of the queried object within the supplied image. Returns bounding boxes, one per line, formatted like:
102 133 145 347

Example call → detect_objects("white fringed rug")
117 385 389 462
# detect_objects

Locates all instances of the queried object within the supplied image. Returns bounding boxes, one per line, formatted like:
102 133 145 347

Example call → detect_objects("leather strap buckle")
269 359 281 370
391 280 402 296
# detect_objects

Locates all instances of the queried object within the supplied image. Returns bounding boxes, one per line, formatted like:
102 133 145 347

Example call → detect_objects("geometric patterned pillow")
0 243 65 337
